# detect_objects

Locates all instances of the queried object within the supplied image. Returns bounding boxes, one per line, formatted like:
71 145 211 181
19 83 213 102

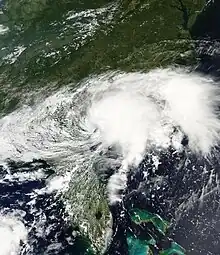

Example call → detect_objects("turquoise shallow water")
2 1 220 255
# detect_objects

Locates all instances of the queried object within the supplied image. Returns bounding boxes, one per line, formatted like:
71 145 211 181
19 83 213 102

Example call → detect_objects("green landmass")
0 0 206 253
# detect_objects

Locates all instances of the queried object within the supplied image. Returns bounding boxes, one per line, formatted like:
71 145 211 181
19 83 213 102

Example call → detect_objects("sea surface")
1 1 220 255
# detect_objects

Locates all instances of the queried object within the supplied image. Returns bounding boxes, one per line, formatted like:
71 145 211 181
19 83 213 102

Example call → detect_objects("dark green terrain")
0 0 209 253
